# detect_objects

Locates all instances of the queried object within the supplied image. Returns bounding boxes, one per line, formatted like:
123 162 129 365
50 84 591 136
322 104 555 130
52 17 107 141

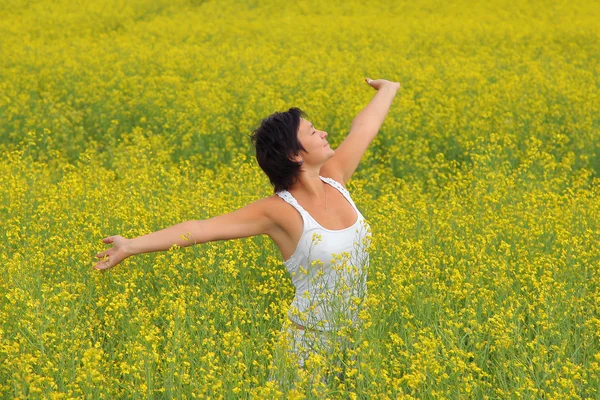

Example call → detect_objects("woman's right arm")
93 197 276 270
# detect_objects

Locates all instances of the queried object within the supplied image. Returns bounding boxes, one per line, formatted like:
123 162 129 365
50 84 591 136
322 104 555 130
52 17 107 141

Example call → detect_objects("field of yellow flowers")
1 0 599 398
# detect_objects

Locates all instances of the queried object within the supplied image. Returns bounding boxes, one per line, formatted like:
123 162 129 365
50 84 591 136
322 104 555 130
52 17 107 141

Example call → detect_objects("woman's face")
296 118 334 165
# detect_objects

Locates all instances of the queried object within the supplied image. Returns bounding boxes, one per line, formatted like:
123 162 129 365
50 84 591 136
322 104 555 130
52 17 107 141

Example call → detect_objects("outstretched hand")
365 77 401 91
93 235 130 270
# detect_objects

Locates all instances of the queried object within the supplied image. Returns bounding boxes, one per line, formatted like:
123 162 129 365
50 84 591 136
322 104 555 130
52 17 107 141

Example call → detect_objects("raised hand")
365 77 401 91
93 235 131 270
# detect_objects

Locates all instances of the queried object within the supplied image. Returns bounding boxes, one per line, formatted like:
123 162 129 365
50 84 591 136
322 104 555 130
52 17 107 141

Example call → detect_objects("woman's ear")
290 153 304 165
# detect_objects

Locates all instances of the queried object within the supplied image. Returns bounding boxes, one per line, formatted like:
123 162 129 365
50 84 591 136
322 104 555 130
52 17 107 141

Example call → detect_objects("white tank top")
276 176 371 332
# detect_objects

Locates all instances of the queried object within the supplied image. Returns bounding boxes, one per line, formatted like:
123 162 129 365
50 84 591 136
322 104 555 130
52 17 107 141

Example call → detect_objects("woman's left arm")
326 78 400 185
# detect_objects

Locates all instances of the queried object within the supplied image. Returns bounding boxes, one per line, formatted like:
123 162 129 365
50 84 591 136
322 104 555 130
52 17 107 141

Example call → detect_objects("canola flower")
1 0 600 398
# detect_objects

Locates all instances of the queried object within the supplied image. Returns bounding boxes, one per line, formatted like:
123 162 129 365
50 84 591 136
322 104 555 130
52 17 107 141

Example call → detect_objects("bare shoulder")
262 193 289 216
249 194 284 219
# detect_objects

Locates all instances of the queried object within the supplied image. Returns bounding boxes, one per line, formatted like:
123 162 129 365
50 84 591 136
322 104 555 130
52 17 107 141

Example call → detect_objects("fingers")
93 254 113 270
364 78 401 92
97 237 113 258
94 260 111 270
93 236 117 270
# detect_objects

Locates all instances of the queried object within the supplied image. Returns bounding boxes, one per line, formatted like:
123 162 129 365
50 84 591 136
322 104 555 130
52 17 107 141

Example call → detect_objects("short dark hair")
250 107 307 193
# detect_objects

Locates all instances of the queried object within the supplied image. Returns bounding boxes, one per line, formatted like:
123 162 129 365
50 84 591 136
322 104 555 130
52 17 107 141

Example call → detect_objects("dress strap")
276 190 308 215
319 176 359 211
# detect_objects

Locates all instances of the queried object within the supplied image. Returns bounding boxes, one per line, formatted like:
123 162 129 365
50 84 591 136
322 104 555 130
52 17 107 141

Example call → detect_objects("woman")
93 77 401 372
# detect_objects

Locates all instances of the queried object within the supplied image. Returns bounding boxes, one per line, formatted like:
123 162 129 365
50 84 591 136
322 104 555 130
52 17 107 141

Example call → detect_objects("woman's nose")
322 131 328 138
